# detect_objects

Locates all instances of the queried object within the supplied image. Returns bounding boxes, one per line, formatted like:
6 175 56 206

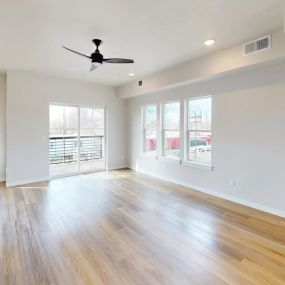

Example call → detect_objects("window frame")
142 104 158 154
186 96 212 166
161 100 181 159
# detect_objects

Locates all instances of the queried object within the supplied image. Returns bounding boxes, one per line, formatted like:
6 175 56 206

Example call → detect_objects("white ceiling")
0 0 283 86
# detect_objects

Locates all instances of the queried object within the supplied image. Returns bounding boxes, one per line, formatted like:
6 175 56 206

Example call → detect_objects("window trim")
182 160 214 171
185 95 212 166
142 103 158 154
161 100 181 159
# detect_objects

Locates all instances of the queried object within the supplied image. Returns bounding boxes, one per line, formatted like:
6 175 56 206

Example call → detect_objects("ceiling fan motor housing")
91 52 103 64
91 39 103 63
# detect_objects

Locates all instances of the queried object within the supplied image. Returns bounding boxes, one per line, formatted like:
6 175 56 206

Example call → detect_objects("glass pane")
64 106 78 136
189 131 211 164
144 105 157 129
80 107 93 136
163 102 180 130
49 105 63 137
189 97 211 130
93 108 104 136
163 130 180 157
144 130 157 152
49 105 78 177
80 107 105 172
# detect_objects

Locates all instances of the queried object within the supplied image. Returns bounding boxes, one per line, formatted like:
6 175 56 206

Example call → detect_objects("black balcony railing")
49 136 104 165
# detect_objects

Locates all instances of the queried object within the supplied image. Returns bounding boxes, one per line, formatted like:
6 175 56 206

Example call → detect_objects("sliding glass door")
49 104 106 177
80 107 105 173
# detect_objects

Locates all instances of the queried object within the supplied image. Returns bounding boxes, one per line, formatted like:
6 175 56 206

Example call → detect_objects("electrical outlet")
229 178 236 188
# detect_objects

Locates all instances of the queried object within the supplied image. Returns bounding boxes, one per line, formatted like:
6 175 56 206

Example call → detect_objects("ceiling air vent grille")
243 35 271 56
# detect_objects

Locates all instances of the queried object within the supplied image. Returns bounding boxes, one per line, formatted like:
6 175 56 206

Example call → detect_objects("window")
162 101 180 158
187 97 212 164
143 105 157 152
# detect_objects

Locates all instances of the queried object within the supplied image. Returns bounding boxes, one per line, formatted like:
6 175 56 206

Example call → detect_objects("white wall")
118 29 285 98
6 71 126 186
126 62 285 217
0 74 6 181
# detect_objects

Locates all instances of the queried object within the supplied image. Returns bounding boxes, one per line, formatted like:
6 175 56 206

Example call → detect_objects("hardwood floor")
1 169 285 285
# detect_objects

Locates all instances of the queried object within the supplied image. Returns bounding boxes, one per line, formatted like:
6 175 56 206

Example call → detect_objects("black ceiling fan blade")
103 58 134 64
62 46 91 60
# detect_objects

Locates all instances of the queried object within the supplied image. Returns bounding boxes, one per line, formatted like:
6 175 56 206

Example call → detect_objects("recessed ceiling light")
204 39 216 46
128 73 135 77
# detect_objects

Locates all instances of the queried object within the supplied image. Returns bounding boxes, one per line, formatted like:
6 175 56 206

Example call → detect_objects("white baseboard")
131 167 285 219
6 177 50 187
107 164 128 171
0 177 6 182
6 166 129 187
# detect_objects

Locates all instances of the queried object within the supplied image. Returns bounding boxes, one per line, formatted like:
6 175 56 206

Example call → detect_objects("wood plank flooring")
1 169 285 285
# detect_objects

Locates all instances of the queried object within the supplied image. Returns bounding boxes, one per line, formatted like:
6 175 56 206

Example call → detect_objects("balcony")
49 135 105 176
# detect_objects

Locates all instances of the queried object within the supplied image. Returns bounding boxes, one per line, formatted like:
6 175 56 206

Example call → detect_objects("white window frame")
142 104 158 154
161 100 181 160
185 96 212 166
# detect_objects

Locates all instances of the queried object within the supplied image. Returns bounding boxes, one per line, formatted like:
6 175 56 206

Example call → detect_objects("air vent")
243 35 271 56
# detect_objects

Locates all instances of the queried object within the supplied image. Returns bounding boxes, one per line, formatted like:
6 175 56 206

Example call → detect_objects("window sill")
182 161 214 171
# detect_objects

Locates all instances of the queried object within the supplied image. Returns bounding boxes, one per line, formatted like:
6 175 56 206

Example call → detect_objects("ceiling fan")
62 39 134 71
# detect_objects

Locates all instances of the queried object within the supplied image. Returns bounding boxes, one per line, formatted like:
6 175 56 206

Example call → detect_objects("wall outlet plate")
229 178 236 188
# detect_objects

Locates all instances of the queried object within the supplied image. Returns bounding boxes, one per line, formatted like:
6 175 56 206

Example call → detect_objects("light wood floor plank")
1 170 285 285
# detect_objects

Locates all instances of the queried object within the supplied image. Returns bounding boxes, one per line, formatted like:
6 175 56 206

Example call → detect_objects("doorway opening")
49 104 106 178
